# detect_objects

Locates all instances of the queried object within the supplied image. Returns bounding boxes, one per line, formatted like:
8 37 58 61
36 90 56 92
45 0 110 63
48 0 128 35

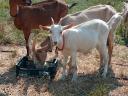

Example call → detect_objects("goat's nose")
54 42 57 45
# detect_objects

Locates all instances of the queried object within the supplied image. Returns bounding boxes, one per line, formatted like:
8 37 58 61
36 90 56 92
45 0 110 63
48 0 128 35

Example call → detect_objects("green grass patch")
0 22 25 45
0 0 9 9
67 0 123 14
0 9 10 21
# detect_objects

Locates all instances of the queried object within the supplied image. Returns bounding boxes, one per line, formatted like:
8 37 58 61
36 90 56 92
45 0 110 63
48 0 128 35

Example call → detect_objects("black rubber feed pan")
16 56 58 80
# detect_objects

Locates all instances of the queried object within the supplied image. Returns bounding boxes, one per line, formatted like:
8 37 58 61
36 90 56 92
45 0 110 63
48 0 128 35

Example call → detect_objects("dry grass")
0 0 127 95
0 44 128 96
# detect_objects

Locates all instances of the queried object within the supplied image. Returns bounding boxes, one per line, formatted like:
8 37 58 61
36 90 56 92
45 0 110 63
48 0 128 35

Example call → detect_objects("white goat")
59 4 127 66
40 13 122 82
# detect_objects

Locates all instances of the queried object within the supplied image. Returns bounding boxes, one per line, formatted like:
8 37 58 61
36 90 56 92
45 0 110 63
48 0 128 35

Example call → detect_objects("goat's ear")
39 25 50 31
58 18 63 25
63 23 75 30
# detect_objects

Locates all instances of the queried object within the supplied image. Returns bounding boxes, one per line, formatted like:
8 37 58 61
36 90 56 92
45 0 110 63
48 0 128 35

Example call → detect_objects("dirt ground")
0 44 128 96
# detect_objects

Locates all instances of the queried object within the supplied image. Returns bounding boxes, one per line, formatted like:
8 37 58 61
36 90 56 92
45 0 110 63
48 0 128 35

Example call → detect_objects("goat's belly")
77 49 92 55
76 37 98 48
75 36 98 54
77 44 96 54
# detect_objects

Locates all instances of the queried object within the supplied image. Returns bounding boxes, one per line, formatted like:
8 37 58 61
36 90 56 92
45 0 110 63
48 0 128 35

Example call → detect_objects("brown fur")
9 0 68 56
32 36 52 64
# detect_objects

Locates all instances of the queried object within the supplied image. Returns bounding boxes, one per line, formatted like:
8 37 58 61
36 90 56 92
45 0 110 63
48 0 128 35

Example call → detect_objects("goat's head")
39 18 74 46
9 0 31 17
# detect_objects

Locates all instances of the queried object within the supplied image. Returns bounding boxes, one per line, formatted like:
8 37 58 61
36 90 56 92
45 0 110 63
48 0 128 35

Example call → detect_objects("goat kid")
40 13 122 82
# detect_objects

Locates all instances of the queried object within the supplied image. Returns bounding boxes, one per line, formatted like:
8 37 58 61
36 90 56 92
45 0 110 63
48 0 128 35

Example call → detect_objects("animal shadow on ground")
0 93 7 96
0 66 17 85
0 63 123 96
47 66 123 96
0 65 49 95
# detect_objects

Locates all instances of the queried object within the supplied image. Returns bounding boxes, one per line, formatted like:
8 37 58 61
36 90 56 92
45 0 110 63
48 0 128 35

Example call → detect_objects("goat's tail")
107 13 122 31
68 2 78 9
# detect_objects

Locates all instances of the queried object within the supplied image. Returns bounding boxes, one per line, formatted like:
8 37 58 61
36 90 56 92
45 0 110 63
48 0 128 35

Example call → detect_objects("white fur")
50 13 122 82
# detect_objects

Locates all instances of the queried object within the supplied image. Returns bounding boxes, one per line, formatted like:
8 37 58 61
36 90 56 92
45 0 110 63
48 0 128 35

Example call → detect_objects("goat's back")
14 1 68 29
60 5 117 26
64 19 109 52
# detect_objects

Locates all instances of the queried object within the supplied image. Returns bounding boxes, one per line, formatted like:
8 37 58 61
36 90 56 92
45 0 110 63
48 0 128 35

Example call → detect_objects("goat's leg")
23 28 31 57
97 45 109 78
99 53 104 74
107 31 113 66
97 46 103 74
60 55 68 80
103 50 109 78
67 56 72 75
71 52 77 82
101 46 109 78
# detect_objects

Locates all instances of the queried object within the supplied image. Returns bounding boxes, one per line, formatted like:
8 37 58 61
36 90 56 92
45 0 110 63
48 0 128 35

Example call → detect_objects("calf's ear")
39 25 51 31
63 23 75 30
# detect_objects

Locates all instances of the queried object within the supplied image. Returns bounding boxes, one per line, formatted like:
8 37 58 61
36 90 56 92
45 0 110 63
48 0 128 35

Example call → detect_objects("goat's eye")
60 30 62 34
